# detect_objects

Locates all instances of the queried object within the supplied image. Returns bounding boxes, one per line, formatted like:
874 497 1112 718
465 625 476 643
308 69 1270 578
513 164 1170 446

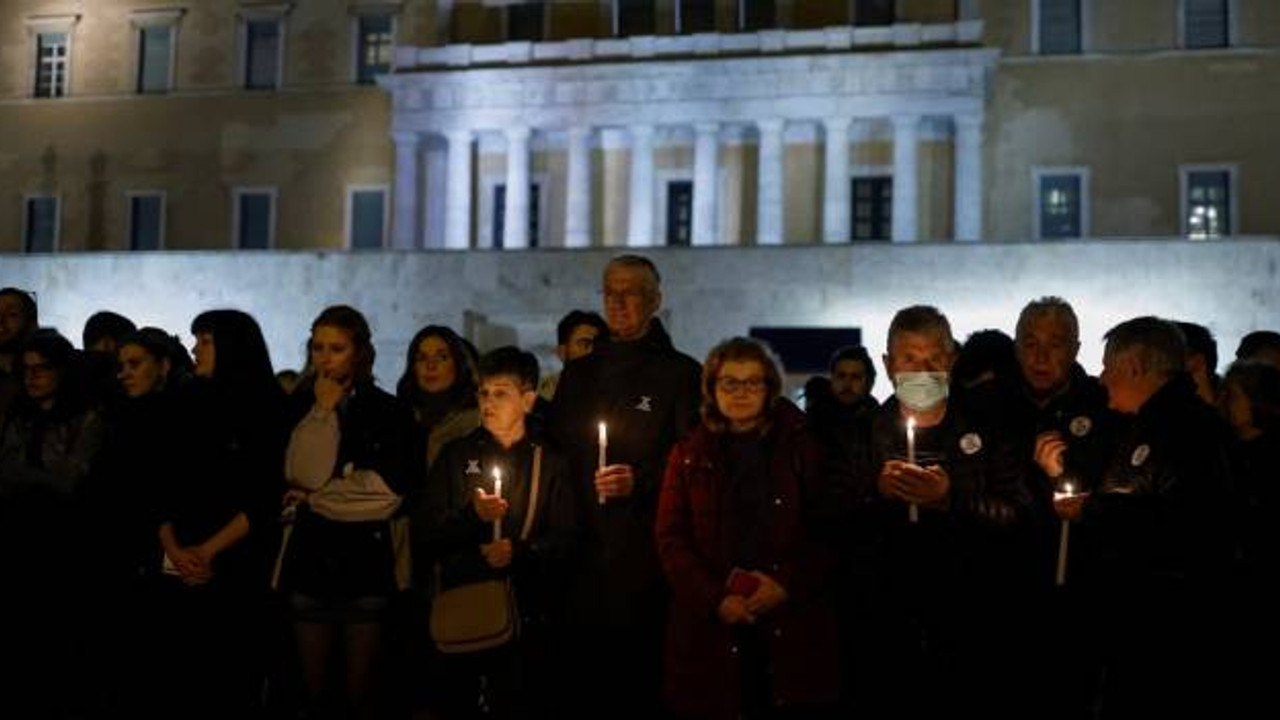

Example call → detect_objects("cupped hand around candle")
1053 492 1088 522
879 460 950 505
1034 431 1069 479
481 539 513 569
474 489 509 523
594 463 636 500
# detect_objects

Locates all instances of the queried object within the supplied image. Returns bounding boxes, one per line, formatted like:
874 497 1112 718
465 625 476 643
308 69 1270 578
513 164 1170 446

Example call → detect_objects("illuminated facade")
3 1 1279 252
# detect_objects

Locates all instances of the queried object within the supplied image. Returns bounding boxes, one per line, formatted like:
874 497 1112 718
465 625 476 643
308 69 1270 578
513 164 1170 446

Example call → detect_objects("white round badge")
959 432 983 455
1130 444 1151 467
1069 416 1093 438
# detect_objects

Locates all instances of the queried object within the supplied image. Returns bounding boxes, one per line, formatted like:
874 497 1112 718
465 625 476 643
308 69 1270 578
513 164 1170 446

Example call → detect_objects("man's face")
1100 348 1143 414
602 265 658 342
561 324 601 363
830 359 870 405
884 329 955 378
1016 314 1079 397
0 295 31 350
478 376 535 437
22 351 59 403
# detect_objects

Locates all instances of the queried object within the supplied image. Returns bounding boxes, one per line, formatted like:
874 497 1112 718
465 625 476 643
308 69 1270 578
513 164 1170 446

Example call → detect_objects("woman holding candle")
656 337 840 719
424 347 576 719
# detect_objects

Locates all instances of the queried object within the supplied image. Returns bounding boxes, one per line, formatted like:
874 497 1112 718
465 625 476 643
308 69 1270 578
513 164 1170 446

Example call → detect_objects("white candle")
492 467 503 542
906 417 919 524
597 421 608 505
1054 482 1075 586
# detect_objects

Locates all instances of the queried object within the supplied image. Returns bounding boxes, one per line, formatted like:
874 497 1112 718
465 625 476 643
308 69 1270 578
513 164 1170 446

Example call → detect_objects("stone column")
891 114 920 243
444 129 473 250
953 113 983 242
565 125 592 248
822 116 852 244
391 132 421 249
756 119 785 245
627 124 655 247
503 126 532 248
692 122 720 246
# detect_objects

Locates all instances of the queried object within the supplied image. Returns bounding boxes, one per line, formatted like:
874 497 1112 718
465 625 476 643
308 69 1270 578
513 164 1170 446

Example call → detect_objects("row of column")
392 114 984 250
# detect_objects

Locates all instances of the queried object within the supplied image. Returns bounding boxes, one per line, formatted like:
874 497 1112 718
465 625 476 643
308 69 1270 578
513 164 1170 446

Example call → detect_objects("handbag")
429 446 542 654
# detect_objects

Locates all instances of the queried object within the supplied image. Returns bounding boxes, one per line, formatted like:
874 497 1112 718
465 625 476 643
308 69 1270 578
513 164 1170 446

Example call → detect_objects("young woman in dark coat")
656 337 840 720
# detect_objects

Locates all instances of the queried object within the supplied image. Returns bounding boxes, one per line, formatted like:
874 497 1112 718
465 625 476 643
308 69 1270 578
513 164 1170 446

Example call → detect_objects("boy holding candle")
422 346 577 719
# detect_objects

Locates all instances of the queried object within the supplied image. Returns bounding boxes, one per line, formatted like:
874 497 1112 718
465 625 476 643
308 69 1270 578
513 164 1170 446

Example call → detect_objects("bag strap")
518 445 542 541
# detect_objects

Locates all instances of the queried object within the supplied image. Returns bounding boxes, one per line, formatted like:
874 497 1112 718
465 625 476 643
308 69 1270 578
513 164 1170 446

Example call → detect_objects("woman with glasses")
655 337 840 720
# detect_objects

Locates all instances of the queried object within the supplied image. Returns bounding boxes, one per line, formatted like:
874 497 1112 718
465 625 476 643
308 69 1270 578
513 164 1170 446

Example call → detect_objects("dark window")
1186 170 1231 239
492 184 541 249
237 192 273 249
679 0 716 33
1038 0 1081 55
1038 174 1082 239
350 190 386 250
748 327 863 375
854 0 896 26
666 181 693 246
34 32 69 98
130 195 164 250
740 0 778 31
245 19 281 90
1184 0 1229 49
508 2 545 42
24 198 58 252
138 26 173 93
852 177 892 241
617 0 656 37
356 14 393 84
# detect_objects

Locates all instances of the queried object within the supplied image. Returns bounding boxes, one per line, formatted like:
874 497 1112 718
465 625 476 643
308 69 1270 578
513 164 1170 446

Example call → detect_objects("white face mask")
894 371 950 411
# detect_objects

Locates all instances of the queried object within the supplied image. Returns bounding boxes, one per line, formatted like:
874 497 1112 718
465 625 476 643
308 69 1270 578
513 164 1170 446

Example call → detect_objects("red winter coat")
655 400 841 719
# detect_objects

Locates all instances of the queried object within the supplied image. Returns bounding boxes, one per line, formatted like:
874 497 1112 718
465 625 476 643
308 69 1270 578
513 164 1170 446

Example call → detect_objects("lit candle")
1054 481 1075 586
597 421 608 505
906 417 919 524
492 467 503 542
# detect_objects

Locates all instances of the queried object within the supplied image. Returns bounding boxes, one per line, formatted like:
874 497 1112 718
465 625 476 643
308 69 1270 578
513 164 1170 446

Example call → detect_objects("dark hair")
83 311 137 351
1223 360 1280 436
0 287 39 337
887 305 955 353
478 346 540 390
1236 330 1280 363
119 327 192 389
396 325 478 408
954 329 1019 389
19 329 86 416
311 305 376 385
557 310 608 346
828 344 877 389
190 309 279 399
1103 316 1186 379
701 337 784 434
1175 321 1218 377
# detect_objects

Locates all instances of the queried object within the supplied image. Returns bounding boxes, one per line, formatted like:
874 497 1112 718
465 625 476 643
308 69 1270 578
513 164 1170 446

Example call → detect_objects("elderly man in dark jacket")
549 255 701 718
1056 316 1237 719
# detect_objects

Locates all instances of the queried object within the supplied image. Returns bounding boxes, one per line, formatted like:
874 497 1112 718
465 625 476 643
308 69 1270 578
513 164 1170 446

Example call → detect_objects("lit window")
1184 170 1232 239
852 177 892 241
1038 174 1083 238
356 14 393 84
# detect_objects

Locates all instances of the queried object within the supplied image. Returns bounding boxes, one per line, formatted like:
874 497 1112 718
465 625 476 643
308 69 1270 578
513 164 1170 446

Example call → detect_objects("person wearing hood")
548 254 702 719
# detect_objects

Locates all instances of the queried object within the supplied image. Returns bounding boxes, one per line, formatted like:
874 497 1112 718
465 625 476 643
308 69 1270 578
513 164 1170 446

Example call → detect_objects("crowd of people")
0 256 1277 720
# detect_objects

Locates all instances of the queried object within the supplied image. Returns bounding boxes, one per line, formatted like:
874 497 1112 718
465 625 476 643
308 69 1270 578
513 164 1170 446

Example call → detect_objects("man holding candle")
549 255 701 718
1054 317 1235 719
423 347 576 719
856 305 1031 719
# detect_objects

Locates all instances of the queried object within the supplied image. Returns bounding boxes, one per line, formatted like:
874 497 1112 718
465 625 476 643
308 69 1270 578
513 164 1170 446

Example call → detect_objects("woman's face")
310 325 358 385
714 359 769 432
415 335 457 395
192 332 216 378
117 344 168 398
22 351 59 404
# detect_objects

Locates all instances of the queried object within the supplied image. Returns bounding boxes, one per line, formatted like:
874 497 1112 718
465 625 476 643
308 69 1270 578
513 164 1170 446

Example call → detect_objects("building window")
615 0 656 37
23 197 60 252
234 189 276 249
243 18 282 90
508 2 546 42
137 26 174 93
677 0 716 34
1034 170 1088 239
355 14 393 84
129 193 165 250
666 181 693 246
34 32 69 98
492 184 541 249
1182 0 1230 49
1182 167 1234 239
1035 0 1082 55
853 0 895 26
348 188 388 250
852 177 892 241
739 0 778 32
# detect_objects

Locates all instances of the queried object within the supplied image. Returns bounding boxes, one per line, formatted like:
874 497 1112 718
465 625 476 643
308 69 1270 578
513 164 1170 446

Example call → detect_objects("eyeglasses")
716 377 767 394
